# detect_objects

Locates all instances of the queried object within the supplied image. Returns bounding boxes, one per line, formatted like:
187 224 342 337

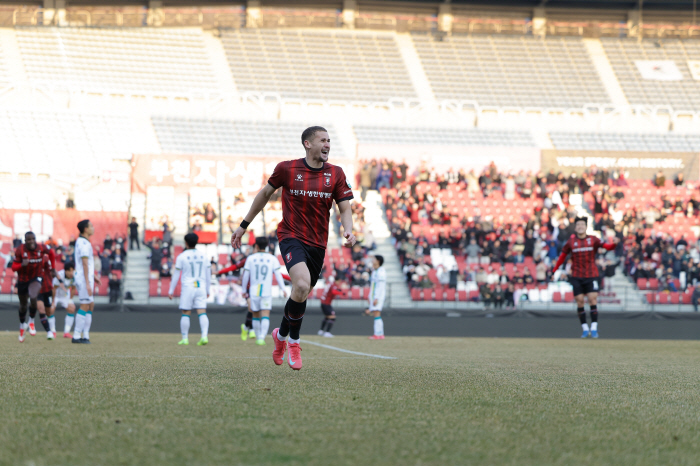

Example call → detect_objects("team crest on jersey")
574 242 578 246
324 176 331 188
296 174 303 182
285 252 292 263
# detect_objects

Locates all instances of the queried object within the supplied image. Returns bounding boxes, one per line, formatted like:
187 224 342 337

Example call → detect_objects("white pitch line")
302 340 397 360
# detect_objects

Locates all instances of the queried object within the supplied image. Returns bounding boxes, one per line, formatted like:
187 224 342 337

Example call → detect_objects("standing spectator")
12 234 22 248
144 238 164 271
692 286 700 312
108 273 121 303
465 239 481 264
103 234 113 251
674 173 684 187
99 249 111 274
376 163 393 190
492 284 505 308
162 220 173 245
360 162 372 201
504 283 515 309
129 217 140 250
369 160 379 190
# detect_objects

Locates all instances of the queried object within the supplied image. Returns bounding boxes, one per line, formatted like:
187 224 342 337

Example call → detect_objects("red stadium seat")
445 289 456 301
552 292 562 303
174 282 181 297
682 293 692 304
657 293 670 304
160 278 171 296
564 292 574 302
670 293 680 304
468 290 479 301
362 287 370 300
636 278 647 290
457 290 467 301
411 288 421 301
149 280 158 297
648 278 659 290
646 293 655 304
1 281 12 294
351 288 361 300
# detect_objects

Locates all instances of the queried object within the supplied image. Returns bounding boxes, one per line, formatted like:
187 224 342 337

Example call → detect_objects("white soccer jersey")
369 266 386 305
243 252 285 298
74 237 94 285
172 249 211 291
53 269 75 300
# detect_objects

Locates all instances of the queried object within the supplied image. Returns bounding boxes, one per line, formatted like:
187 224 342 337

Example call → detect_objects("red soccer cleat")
28 322 36 336
19 328 25 343
272 328 287 366
63 332 71 339
369 335 385 340
287 342 302 370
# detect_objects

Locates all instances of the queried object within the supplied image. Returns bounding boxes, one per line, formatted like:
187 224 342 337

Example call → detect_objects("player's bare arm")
337 200 356 247
231 183 277 249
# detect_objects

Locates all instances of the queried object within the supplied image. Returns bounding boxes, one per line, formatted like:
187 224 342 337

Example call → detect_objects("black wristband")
240 220 250 229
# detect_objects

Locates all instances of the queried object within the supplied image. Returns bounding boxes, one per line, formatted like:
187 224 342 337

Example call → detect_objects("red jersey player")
317 276 345 338
231 126 356 370
11 232 55 342
551 217 617 339
36 247 58 339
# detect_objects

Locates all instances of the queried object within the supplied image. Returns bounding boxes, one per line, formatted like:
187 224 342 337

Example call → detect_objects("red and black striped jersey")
320 282 344 305
40 252 54 294
268 158 353 250
560 235 603 278
13 244 52 283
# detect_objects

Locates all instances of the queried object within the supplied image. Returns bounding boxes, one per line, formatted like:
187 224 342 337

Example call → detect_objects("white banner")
688 60 700 81
634 60 683 81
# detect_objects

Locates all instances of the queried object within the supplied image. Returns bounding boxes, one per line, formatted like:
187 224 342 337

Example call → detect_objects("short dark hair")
374 255 384 266
77 220 90 233
301 126 328 146
25 231 35 238
574 217 587 225
184 233 199 248
255 237 269 250
64 262 75 271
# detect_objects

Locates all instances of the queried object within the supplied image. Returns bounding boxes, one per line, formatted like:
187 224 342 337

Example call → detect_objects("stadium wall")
541 150 699 180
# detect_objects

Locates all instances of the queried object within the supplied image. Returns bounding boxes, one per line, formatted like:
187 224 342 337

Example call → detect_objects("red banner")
0 210 127 248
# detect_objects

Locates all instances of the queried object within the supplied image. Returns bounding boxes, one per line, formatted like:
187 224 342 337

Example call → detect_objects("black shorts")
569 277 600 296
16 277 42 296
321 303 335 316
279 238 326 289
38 291 52 307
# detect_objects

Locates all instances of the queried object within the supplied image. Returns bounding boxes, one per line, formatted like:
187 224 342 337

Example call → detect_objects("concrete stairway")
123 247 151 304
583 38 628 107
600 270 647 311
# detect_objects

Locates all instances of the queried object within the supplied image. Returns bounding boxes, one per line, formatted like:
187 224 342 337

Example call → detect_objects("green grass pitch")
1 333 699 466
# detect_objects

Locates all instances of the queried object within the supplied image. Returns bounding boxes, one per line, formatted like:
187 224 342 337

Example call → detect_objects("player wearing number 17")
231 126 357 370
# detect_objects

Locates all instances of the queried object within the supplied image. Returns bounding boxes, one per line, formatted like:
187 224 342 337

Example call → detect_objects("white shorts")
75 281 94 304
54 296 73 310
250 296 272 312
369 299 384 312
180 287 207 311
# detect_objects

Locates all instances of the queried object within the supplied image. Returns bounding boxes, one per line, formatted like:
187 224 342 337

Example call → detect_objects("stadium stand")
0 41 9 85
221 29 416 102
412 34 610 107
16 27 218 95
601 38 700 111
0 110 153 175
354 125 536 146
550 132 700 152
152 117 346 157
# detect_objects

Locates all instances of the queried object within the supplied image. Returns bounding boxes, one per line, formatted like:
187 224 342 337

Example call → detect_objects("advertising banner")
0 210 127 244
357 144 540 174
541 150 698 180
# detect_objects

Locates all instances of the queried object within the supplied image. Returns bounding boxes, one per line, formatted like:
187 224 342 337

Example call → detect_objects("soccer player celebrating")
169 233 211 346
72 220 99 344
551 217 617 338
11 232 53 342
51 262 77 338
36 249 57 339
318 275 345 337
366 255 387 340
241 237 288 345
232 126 356 371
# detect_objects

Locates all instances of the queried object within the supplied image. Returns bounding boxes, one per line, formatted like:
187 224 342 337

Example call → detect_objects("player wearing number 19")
231 126 357 371
169 233 211 346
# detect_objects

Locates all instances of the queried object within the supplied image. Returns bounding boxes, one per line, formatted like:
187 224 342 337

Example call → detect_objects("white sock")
276 330 287 342
73 311 86 339
48 316 56 333
288 337 300 344
374 317 384 336
64 313 75 333
260 317 270 339
29 316 35 326
582 323 590 332
591 322 598 331
252 318 261 338
83 311 92 340
180 314 190 340
199 313 209 338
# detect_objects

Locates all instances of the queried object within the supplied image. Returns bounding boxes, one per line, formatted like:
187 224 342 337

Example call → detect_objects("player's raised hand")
231 227 246 249
343 231 357 247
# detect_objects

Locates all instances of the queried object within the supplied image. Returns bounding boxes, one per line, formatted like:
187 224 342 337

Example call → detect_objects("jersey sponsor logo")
295 174 303 182
572 247 594 253
324 176 331 188
324 172 331 176
289 189 332 199
344 189 352 194
285 252 292 263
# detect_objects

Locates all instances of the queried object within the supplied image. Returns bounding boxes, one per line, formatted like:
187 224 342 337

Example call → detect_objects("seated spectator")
465 239 481 264
522 268 535 285
103 234 114 251
674 173 685 187
479 283 493 306
351 244 364 262
504 283 515 309
475 267 488 284
160 262 172 278
654 170 666 188
99 249 111 274
535 260 547 283
108 273 121 303
492 284 505 308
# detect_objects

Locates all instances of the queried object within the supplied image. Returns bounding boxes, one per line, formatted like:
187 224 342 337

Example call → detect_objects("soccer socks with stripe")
198 313 209 338
260 317 270 339
39 313 50 332
83 311 93 340
64 313 75 334
252 318 261 339
577 307 589 332
281 298 307 341
373 316 384 336
590 305 598 331
180 314 190 340
73 310 86 339
48 315 56 334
